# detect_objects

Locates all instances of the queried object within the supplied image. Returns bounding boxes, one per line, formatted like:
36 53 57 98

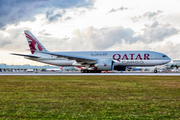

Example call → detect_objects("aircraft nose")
164 57 171 64
167 57 171 63
162 57 171 64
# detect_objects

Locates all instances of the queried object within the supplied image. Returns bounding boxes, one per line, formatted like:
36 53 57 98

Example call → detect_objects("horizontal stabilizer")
10 53 40 58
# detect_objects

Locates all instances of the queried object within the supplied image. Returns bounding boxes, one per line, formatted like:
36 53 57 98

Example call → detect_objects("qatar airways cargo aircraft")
11 30 171 73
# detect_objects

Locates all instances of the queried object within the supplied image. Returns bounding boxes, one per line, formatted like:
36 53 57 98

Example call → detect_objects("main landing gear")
154 67 157 73
81 70 102 73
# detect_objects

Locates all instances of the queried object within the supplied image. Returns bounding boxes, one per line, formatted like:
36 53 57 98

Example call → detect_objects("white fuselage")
27 51 171 67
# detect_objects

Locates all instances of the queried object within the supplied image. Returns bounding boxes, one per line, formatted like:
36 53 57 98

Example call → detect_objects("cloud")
157 41 180 60
0 26 137 51
63 16 72 21
67 22 179 50
131 10 162 22
0 28 44 52
38 30 51 36
1 21 179 55
108 6 128 13
131 16 142 23
69 26 139 50
143 10 162 19
141 21 179 43
0 0 94 29
0 38 12 48
0 27 69 52
46 11 62 22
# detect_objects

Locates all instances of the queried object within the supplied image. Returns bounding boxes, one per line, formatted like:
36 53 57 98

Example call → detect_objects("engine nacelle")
95 59 114 71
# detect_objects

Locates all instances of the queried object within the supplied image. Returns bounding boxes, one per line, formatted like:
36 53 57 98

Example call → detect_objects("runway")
1 71 180 76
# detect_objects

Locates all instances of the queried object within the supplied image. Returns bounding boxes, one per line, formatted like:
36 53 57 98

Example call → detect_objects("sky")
0 0 180 65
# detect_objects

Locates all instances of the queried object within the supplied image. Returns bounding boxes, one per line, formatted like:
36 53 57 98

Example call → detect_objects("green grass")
0 76 179 119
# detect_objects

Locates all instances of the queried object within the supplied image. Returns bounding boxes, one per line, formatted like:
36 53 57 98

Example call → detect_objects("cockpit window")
162 55 167 57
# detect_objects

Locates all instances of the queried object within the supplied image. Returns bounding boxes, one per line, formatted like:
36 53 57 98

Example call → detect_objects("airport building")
0 64 53 72
0 64 78 72
173 60 180 66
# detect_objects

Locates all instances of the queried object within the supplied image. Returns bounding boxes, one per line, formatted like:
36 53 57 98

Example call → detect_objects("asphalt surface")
1 71 180 76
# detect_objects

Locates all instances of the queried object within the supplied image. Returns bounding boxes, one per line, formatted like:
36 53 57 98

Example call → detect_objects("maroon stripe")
26 36 35 41
26 36 33 40
25 34 33 39
26 34 35 41
25 33 34 39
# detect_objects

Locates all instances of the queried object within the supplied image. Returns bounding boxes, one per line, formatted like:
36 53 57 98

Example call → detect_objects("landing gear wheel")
154 70 157 73
80 70 102 73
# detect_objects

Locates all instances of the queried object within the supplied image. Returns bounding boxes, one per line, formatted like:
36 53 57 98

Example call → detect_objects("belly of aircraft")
37 59 166 67
116 60 165 66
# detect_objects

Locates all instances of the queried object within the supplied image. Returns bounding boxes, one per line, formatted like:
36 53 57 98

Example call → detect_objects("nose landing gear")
154 69 157 73
154 67 157 73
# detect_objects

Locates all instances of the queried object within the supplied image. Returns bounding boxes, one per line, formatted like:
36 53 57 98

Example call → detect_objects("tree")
170 64 174 69
174 65 179 72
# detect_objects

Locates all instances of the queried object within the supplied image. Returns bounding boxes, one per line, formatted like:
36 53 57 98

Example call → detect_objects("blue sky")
0 0 180 65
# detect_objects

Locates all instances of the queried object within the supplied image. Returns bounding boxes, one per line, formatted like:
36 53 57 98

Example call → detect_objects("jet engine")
95 59 114 71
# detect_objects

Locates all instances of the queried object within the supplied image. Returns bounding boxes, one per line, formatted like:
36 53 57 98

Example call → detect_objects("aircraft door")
150 54 154 60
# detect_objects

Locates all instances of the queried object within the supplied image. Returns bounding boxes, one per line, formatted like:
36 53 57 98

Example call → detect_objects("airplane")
46 66 63 72
11 30 171 73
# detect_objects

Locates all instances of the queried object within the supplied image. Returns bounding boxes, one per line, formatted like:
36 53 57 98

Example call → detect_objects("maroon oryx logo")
104 63 107 67
25 33 43 54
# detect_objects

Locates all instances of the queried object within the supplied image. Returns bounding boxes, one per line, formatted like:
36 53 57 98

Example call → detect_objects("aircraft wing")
10 53 40 58
35 51 97 62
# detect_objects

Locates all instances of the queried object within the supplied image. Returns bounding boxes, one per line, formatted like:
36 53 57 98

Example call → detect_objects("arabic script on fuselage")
91 53 107 56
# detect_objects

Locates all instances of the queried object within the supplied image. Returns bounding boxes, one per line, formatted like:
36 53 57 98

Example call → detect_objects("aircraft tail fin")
24 30 48 54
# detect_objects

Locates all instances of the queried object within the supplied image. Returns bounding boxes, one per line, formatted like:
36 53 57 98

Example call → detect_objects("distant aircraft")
46 67 63 73
11 30 171 73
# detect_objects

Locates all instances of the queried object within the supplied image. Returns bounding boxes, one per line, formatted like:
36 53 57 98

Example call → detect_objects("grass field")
0 76 179 119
